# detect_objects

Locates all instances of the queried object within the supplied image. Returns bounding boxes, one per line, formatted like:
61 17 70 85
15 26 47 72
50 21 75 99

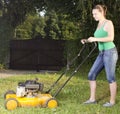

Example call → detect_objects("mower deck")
5 92 57 110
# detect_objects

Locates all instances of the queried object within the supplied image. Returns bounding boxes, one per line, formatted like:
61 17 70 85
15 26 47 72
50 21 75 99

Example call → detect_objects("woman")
81 4 118 107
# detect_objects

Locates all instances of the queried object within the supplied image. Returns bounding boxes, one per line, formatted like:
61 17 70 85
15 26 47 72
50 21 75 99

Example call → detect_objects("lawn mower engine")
16 79 44 97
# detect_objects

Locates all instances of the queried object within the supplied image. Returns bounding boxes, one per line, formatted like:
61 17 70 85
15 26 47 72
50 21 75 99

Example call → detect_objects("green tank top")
94 22 115 51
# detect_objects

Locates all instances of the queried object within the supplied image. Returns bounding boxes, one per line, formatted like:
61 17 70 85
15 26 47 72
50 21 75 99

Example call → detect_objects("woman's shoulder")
104 19 114 31
104 19 113 28
105 20 113 25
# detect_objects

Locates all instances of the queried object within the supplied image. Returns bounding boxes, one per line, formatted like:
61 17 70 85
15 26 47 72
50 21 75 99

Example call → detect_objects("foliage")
0 0 120 67
44 11 61 39
13 0 120 43
0 64 5 69
0 17 14 65
16 12 81 40
44 0 120 46
0 0 120 35
15 14 46 39
0 0 45 27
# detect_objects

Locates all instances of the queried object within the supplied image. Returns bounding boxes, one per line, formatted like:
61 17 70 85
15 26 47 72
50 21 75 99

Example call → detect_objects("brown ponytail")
93 4 107 17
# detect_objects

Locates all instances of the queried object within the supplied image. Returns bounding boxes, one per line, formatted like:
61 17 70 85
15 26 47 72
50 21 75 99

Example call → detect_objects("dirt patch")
0 69 38 78
0 69 57 78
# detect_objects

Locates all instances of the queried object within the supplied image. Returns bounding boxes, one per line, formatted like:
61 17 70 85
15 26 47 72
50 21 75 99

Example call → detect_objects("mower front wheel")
5 98 18 110
45 98 58 108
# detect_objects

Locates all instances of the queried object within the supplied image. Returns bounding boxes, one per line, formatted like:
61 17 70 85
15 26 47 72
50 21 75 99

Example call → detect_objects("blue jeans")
88 47 118 83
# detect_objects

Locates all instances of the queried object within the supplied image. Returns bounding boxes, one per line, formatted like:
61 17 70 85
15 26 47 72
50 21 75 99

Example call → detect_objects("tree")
0 0 120 66
1 0 120 34
15 14 46 39
0 0 45 27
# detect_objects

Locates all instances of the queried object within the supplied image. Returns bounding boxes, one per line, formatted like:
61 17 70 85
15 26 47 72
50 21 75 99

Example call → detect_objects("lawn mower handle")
46 42 97 97
45 42 87 94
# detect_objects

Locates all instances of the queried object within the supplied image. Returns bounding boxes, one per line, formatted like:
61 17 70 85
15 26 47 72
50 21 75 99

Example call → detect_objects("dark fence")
9 38 66 71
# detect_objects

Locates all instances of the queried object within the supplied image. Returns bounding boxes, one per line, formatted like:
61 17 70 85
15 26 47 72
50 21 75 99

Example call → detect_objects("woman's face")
92 9 103 21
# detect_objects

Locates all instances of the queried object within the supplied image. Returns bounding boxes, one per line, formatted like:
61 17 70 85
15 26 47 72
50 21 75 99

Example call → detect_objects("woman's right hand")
81 39 88 44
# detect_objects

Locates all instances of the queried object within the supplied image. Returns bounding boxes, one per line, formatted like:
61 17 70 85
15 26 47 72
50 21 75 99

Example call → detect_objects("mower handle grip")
82 39 97 48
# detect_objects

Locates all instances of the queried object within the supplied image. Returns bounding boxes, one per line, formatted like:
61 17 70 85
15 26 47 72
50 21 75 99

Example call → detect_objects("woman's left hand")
88 37 97 42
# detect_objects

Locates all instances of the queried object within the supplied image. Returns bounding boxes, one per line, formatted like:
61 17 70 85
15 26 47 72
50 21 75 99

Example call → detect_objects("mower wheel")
4 90 16 99
5 98 18 110
45 98 58 108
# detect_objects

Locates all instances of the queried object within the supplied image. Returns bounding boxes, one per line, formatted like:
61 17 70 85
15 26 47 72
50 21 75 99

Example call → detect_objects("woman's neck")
97 18 107 29
99 18 106 24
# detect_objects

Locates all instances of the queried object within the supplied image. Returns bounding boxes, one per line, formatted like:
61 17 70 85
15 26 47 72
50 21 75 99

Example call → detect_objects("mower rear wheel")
45 98 58 108
5 98 18 110
4 90 16 99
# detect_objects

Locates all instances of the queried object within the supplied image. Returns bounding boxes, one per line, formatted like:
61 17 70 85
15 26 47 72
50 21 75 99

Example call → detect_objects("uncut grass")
0 68 120 114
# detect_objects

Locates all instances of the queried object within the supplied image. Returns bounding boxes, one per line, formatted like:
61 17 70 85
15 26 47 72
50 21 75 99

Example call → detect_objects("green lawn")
0 68 120 114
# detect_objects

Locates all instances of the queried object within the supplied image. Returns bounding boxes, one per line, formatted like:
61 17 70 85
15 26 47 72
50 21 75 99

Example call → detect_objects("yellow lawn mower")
4 42 97 111
4 79 58 111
